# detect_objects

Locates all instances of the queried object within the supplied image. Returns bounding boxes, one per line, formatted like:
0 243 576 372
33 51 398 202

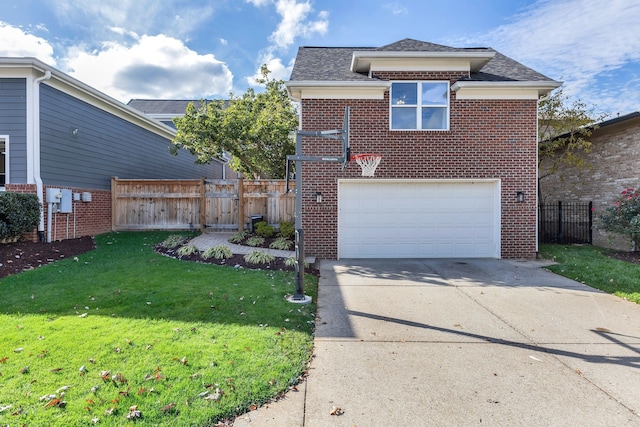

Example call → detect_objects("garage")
338 179 501 258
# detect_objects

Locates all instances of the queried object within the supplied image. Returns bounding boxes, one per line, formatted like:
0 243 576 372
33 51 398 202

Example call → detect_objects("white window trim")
0 135 8 191
389 81 450 131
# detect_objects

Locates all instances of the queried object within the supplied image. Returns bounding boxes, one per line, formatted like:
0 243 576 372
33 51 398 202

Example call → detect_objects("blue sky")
2 0 638 117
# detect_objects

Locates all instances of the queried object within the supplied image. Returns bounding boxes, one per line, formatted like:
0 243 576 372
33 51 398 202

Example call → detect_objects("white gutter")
32 69 51 242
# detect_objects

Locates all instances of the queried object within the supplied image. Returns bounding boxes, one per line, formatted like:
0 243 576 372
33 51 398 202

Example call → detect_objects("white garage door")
338 180 500 258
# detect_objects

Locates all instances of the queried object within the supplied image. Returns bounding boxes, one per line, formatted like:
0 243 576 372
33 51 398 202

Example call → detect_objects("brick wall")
540 117 640 250
5 184 111 242
299 71 539 259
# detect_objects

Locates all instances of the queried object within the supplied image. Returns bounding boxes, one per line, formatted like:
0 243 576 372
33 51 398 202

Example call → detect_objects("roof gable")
287 38 560 100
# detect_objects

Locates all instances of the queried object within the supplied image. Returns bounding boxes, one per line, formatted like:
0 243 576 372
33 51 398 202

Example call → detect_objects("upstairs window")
390 81 449 130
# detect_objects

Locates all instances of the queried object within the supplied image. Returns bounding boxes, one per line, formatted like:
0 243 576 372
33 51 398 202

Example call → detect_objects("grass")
539 244 640 304
0 231 317 426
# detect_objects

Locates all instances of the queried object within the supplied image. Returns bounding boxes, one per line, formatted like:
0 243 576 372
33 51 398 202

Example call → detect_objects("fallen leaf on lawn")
19 366 29 374
126 405 142 419
161 402 176 411
203 388 223 401
0 404 12 413
0 357 8 363
44 398 66 408
11 407 23 415
330 406 344 416
56 385 71 393
50 367 63 373
14 348 24 353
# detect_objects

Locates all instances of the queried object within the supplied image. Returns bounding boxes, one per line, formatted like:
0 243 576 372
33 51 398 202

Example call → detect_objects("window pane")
391 83 417 105
421 107 447 130
422 82 448 105
392 107 417 129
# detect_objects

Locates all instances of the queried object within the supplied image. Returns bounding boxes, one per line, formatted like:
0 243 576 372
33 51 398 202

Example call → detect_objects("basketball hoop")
352 153 382 177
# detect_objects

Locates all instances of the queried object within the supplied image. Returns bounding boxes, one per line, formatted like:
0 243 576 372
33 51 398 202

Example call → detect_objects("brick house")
539 111 640 250
286 38 560 259
0 58 221 242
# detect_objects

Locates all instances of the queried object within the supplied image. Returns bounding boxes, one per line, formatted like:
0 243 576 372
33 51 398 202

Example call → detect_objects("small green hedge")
0 192 41 240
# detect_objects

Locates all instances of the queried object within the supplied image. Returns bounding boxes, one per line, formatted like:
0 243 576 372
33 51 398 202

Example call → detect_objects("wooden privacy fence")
111 177 295 231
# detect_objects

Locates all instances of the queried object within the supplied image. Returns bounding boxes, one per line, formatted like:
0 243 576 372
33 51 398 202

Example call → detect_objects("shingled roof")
289 38 555 83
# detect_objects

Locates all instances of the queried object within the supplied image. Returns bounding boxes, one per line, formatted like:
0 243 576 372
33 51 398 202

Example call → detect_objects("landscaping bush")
202 244 233 260
254 220 275 238
599 187 640 250
279 221 295 239
270 236 293 250
244 250 276 264
0 192 40 241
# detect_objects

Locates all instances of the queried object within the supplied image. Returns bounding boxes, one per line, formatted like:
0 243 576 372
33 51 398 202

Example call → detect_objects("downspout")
33 70 51 243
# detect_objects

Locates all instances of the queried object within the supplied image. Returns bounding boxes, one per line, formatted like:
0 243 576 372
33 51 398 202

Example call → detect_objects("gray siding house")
127 99 237 179
0 57 220 242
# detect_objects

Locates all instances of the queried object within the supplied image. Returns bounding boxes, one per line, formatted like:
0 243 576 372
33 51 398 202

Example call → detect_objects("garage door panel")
338 180 500 258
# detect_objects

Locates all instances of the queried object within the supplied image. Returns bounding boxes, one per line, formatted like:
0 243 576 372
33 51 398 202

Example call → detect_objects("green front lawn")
539 244 640 304
0 231 317 426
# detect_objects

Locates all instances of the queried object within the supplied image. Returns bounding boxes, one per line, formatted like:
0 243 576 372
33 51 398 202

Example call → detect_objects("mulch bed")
0 236 95 279
606 251 640 265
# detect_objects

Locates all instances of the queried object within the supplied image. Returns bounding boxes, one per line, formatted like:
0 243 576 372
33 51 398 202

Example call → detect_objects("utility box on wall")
45 188 73 213
60 189 72 213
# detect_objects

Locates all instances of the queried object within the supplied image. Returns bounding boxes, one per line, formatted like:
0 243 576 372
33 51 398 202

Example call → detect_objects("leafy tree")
598 188 640 251
172 65 298 178
538 86 607 200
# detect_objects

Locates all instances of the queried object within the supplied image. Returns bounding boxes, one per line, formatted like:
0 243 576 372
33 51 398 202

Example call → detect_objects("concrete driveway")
234 258 640 426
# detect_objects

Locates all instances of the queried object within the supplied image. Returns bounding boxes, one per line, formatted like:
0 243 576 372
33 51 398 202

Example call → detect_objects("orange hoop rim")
351 153 382 161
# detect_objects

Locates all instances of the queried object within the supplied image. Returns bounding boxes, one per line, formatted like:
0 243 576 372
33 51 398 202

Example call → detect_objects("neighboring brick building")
286 38 560 259
540 111 640 250
0 58 221 242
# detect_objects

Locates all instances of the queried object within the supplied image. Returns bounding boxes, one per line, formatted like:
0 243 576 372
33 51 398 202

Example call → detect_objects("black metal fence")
539 201 593 244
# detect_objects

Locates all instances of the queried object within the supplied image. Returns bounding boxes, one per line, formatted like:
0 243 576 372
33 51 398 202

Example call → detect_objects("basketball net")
353 154 382 177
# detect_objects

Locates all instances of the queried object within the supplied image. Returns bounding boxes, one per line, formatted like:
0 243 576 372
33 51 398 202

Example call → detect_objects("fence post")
200 178 206 232
557 201 563 244
111 176 118 231
237 178 245 231
588 201 593 244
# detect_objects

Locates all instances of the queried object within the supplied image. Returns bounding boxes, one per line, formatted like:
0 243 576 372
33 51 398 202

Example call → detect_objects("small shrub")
598 187 640 250
278 221 295 240
229 230 249 243
160 235 189 249
244 251 275 265
246 236 265 247
270 237 293 250
285 256 308 268
176 244 199 257
202 245 233 260
254 221 275 238
0 192 41 240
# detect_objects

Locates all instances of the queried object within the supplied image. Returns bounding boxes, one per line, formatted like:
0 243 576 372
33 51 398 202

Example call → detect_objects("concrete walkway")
189 232 295 258
233 258 640 426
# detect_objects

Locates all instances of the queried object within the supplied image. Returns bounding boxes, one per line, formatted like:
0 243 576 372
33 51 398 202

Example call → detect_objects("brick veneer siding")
5 184 111 242
297 71 539 259
539 117 640 250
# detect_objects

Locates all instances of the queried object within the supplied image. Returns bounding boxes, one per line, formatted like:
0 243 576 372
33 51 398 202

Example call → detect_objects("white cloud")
384 2 408 15
246 0 328 87
270 0 328 50
469 0 640 115
0 21 56 65
49 0 216 39
65 34 233 102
